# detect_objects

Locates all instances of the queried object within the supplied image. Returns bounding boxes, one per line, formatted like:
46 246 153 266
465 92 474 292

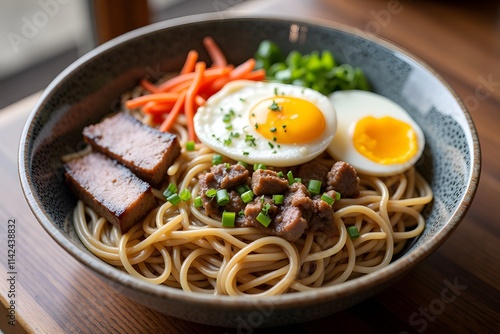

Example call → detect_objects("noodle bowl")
73 114 432 296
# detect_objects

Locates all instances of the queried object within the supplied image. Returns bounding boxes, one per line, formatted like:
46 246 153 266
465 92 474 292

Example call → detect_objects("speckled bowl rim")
18 12 481 310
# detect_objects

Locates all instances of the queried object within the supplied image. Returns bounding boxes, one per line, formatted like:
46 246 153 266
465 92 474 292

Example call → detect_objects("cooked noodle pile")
73 115 432 296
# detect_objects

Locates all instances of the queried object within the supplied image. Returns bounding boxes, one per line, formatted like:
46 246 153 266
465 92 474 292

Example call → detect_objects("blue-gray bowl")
18 13 480 327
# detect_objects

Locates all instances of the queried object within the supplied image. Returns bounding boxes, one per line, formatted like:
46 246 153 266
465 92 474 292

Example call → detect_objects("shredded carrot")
202 36 227 67
180 50 199 74
159 90 187 132
185 62 206 141
142 101 175 115
157 66 231 92
126 37 267 138
125 92 180 109
140 79 161 94
243 68 266 81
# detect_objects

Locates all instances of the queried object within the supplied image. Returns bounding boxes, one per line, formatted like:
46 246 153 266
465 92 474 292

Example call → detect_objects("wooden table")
1 0 499 333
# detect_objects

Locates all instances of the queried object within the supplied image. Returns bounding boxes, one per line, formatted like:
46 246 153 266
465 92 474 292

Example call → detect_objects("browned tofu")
64 152 156 233
83 112 181 188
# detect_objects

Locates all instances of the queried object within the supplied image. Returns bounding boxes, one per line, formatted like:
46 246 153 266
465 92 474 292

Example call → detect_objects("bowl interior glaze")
18 14 480 327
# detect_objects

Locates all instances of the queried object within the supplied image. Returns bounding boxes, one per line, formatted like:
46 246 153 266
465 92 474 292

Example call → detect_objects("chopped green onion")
238 210 245 217
273 194 284 205
277 171 284 178
268 100 282 111
216 189 230 206
335 192 341 201
179 189 191 201
223 138 232 146
243 151 250 156
167 193 181 206
237 160 248 168
235 184 250 195
268 142 274 149
270 127 277 132
287 170 294 184
294 178 302 184
186 141 195 151
256 212 272 227
205 188 217 198
162 183 178 198
222 211 236 227
321 193 335 205
262 202 271 215
253 163 267 171
212 154 223 165
241 190 255 203
307 179 322 195
194 196 203 208
347 226 360 240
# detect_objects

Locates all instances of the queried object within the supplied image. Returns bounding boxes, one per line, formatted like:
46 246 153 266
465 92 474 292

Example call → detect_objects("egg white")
327 90 425 176
193 80 337 167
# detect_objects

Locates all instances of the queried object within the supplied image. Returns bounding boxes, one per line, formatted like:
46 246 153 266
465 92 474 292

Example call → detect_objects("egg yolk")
353 116 418 164
250 96 325 144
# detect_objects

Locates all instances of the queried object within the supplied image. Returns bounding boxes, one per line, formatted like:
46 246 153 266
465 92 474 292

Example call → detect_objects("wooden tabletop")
1 0 499 333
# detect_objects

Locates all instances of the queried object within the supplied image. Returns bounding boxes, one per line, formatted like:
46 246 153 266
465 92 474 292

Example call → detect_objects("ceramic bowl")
18 13 480 327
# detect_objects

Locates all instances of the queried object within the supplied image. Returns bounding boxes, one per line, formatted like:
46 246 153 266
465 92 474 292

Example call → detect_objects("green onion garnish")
307 179 322 195
256 212 272 227
205 188 217 198
241 190 255 204
287 171 294 184
194 196 203 208
212 154 223 165
186 141 195 151
167 193 181 206
270 127 277 132
162 183 178 198
347 226 360 240
179 189 191 201
222 211 236 227
237 160 248 168
243 151 249 156
268 100 282 111
216 189 230 206
335 192 341 201
321 193 335 205
273 194 284 205
253 163 267 171
262 202 271 215
277 171 284 178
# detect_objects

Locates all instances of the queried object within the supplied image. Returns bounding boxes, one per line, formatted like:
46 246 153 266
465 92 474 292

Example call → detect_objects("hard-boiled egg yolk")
249 96 325 144
353 116 419 165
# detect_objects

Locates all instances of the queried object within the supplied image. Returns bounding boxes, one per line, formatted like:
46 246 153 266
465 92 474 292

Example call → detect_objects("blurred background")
0 0 249 109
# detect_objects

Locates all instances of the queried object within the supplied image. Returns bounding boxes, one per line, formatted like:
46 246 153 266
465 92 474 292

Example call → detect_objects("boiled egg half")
194 80 337 166
327 90 425 176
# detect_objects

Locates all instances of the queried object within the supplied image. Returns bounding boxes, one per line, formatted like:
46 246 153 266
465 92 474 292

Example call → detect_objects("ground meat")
251 169 289 196
211 163 250 189
308 196 335 235
326 161 360 198
198 163 250 218
296 161 330 189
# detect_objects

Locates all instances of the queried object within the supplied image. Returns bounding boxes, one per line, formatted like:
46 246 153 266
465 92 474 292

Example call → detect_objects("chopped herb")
236 184 251 195
347 226 360 240
273 137 277 141
294 177 302 184
277 171 284 178
253 163 267 171
282 124 287 128
245 135 257 147
162 183 178 198
307 179 322 195
225 124 233 130
205 188 217 198
272 150 277 154
237 160 248 168
230 132 240 138
239 97 246 102
256 212 272 227
238 210 245 217
223 138 232 146
273 194 284 205
167 193 181 206
287 171 295 185
255 123 259 129
212 154 223 165
243 151 250 156
241 190 254 203
186 141 195 151
268 100 282 111
268 142 274 149
216 189 230 206
194 196 203 208
274 87 279 95
222 211 236 227
321 193 335 205
179 189 191 201
335 192 341 201
223 114 232 123
270 127 277 132
262 202 271 215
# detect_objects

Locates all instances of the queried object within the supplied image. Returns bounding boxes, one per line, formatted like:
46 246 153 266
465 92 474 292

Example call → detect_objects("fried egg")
194 80 337 166
327 90 425 176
